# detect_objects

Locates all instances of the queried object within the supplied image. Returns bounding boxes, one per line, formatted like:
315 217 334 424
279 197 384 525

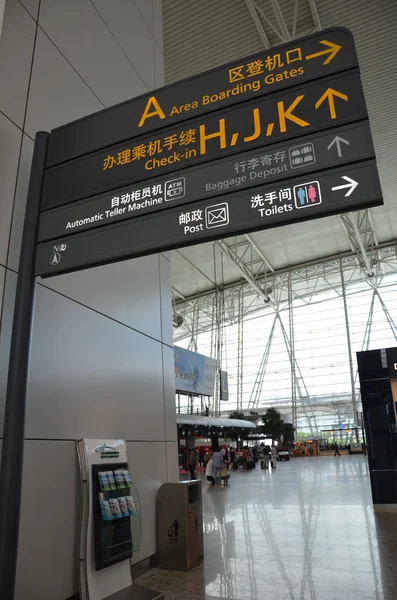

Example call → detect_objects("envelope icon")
205 202 229 229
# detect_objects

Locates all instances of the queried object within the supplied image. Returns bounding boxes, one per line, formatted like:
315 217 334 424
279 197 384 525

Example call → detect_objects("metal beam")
339 210 380 277
215 239 271 302
243 233 275 272
307 0 322 30
288 272 297 429
248 315 277 409
269 0 291 41
278 313 317 436
340 257 358 429
174 240 397 308
375 289 397 342
171 286 185 300
244 0 271 48
172 242 397 342
292 0 300 39
237 286 244 411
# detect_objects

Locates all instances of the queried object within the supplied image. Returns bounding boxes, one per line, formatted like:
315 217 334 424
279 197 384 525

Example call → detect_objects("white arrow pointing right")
331 175 359 197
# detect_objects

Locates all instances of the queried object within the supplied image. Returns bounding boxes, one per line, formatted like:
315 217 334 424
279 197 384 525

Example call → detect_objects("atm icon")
165 177 186 201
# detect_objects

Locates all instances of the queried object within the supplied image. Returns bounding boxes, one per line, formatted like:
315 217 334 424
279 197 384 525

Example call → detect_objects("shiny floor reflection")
137 456 397 599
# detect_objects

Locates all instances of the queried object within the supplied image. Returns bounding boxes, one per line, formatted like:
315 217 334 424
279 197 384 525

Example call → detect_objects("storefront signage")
220 371 229 402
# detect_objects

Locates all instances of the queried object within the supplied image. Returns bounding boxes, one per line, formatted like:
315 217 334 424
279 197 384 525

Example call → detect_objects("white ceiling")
163 0 397 300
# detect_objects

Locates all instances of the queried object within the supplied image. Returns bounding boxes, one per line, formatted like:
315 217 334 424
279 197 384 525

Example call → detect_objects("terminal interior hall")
0 1 397 600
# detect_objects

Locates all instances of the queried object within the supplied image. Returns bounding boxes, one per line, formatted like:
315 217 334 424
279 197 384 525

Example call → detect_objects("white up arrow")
331 176 359 197
327 135 350 157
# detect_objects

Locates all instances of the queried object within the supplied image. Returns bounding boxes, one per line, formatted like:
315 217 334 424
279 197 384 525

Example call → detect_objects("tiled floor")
137 456 397 600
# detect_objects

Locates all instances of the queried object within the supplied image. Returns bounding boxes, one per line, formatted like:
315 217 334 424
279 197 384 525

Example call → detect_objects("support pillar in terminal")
211 433 219 452
186 433 196 451
283 423 295 445
357 347 397 511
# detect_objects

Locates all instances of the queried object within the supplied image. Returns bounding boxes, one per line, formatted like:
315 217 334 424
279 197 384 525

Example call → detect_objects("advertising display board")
220 370 229 402
174 346 217 396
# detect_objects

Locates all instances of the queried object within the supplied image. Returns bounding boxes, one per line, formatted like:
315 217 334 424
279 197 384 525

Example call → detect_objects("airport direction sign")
47 27 358 166
43 70 369 210
35 160 382 277
38 121 375 243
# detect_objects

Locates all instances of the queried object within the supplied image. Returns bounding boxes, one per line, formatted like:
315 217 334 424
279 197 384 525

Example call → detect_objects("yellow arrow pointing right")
306 40 342 65
315 88 348 119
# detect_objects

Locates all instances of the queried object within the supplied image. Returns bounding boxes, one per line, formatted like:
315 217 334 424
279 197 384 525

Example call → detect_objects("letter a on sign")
138 96 166 128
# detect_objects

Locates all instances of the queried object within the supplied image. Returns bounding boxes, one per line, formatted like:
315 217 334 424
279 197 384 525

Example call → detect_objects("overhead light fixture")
173 314 184 327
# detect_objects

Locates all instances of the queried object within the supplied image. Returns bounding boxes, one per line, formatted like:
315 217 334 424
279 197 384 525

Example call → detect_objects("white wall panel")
135 0 154 33
93 0 155 90
162 344 177 442
165 441 179 483
154 42 164 87
26 282 165 441
0 1 167 595
7 134 34 271
39 0 148 107
159 254 173 346
0 0 35 127
0 112 22 266
24 29 103 137
127 441 167 565
15 440 79 600
44 255 163 340
153 0 163 49
19 0 39 20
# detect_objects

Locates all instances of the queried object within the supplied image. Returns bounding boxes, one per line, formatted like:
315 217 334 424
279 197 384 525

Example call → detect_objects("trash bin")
158 480 204 570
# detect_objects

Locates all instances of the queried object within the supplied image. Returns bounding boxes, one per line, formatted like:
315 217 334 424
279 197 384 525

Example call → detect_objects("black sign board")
39 121 374 242
47 27 358 167
43 70 368 210
36 160 382 277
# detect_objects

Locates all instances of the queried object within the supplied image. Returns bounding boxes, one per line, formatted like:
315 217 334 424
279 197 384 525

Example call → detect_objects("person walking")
188 449 197 479
199 447 205 467
206 456 215 486
271 445 278 469
334 442 341 457
263 445 271 470
212 449 224 485
259 445 265 469
182 447 188 471
230 447 236 468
